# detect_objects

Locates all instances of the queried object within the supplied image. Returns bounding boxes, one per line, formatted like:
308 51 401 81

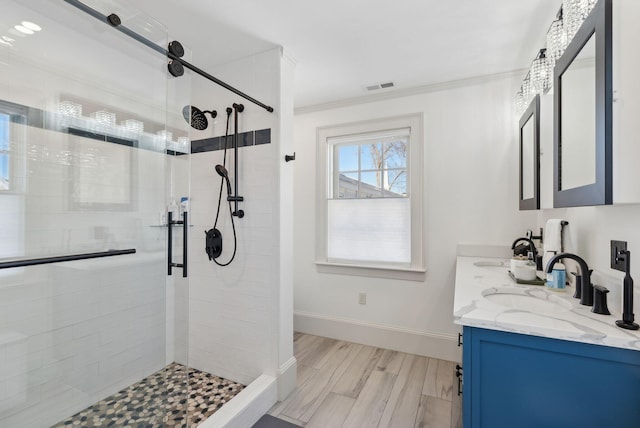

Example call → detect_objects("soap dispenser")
546 261 566 291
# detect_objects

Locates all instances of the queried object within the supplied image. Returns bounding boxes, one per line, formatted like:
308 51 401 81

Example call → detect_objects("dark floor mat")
252 414 302 428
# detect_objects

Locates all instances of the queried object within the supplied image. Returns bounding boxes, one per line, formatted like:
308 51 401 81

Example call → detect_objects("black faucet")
511 237 537 260
546 253 593 306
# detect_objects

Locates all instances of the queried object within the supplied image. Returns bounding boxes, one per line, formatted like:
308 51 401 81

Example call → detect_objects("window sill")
315 261 426 282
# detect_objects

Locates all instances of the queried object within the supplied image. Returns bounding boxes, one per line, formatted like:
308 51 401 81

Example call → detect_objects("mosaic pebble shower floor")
52 363 245 427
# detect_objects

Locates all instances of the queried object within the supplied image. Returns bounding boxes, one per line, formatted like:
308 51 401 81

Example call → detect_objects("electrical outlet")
611 240 627 271
358 292 367 305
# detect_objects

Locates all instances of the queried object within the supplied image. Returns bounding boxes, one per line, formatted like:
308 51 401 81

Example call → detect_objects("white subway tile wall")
187 142 279 386
182 47 284 391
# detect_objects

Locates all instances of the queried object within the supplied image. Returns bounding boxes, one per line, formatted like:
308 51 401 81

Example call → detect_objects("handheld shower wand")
215 164 232 195
214 163 244 217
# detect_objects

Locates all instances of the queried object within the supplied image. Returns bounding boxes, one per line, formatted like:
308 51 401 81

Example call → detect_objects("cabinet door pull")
458 333 463 347
455 364 463 396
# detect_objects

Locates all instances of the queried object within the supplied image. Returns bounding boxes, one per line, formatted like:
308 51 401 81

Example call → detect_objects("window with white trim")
316 114 424 280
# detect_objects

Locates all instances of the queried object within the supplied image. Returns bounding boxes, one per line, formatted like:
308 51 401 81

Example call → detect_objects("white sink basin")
482 287 572 315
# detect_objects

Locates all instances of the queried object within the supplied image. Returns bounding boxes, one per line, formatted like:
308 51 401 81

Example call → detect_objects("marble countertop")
453 255 640 351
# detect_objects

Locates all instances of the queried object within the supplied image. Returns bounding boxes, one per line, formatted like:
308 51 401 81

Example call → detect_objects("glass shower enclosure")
0 0 195 425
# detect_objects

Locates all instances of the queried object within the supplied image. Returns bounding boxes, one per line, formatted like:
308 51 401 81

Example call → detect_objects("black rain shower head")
182 106 217 130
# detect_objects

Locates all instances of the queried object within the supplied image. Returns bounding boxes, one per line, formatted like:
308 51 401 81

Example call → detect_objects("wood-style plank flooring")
268 333 462 428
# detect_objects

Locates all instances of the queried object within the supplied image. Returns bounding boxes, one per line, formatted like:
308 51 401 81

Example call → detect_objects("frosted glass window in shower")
71 136 134 210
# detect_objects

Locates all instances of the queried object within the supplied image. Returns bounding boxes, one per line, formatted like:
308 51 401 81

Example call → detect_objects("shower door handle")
167 211 188 278
167 211 173 275
182 212 188 277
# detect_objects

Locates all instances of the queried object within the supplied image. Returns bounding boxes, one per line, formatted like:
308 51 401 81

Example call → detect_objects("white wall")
276 53 297 400
293 74 537 362
185 48 295 392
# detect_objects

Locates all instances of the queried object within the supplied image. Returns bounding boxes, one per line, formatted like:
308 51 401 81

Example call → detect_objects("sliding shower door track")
62 0 274 113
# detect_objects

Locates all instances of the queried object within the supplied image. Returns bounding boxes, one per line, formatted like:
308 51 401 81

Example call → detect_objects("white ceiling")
131 0 563 108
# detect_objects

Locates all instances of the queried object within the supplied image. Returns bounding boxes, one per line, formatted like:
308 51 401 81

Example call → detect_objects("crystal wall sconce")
515 0 598 114
121 119 144 135
58 101 83 117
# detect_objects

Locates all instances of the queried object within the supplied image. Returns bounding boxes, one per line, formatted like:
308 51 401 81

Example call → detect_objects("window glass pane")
360 171 382 197
361 143 382 170
383 140 407 169
331 131 409 200
384 169 407 196
337 144 358 172
337 172 359 198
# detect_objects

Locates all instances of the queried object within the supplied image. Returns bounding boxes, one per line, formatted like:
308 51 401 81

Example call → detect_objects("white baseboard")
276 356 297 401
199 374 277 428
294 311 461 362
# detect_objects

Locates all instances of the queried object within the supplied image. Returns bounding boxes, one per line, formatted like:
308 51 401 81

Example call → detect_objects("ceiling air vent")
365 81 396 91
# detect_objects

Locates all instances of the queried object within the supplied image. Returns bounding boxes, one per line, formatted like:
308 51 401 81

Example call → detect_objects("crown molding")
295 68 528 115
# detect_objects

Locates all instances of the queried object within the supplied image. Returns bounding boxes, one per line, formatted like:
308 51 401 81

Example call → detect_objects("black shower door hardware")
167 211 188 278
0 248 136 269
62 0 274 113
285 152 296 162
231 103 245 218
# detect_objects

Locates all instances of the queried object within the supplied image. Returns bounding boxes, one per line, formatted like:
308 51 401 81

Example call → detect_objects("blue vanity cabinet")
462 326 640 428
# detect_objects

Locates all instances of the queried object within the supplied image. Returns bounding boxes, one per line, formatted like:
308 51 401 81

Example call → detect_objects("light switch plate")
611 240 627 272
